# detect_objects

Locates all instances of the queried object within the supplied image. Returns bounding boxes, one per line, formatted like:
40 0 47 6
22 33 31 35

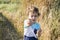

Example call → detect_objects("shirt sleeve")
35 23 40 30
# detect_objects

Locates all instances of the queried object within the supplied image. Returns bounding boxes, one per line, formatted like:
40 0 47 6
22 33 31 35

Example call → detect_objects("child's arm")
37 28 42 37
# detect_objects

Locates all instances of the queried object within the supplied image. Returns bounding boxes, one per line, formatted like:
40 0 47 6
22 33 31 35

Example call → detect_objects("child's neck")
32 21 36 24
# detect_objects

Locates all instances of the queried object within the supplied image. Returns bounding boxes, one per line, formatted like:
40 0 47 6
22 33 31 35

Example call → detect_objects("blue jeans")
24 36 38 40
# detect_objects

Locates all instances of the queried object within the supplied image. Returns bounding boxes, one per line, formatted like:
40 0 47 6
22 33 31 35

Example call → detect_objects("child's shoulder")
35 22 40 27
35 22 40 25
32 22 40 30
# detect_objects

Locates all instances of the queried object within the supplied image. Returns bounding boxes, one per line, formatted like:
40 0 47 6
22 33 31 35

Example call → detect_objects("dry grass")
0 0 60 40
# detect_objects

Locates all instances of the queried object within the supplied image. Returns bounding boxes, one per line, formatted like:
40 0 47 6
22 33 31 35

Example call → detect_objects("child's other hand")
25 19 32 27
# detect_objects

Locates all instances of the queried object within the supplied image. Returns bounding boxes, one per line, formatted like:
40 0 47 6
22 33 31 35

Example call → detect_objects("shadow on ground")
0 12 23 40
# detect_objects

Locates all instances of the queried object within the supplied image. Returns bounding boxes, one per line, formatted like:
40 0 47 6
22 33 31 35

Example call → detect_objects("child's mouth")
33 20 35 21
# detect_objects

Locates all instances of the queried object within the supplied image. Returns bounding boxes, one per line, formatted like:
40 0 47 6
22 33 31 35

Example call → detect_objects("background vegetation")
0 0 60 40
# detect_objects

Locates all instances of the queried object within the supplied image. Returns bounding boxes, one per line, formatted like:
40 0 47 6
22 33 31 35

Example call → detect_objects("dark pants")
24 36 38 40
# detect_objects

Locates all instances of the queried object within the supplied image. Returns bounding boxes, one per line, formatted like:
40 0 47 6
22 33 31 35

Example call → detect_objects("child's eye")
34 15 37 17
31 15 37 17
31 15 33 17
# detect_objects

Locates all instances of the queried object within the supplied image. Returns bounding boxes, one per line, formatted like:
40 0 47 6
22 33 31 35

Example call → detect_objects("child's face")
28 12 38 22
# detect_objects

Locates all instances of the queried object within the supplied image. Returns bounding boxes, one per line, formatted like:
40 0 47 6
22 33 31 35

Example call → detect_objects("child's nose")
32 16 35 19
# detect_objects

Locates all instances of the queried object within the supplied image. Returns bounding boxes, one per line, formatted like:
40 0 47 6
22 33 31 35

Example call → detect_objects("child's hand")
38 28 42 37
25 19 32 27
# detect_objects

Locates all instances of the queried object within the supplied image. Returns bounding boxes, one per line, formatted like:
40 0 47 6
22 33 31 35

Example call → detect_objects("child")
24 6 42 40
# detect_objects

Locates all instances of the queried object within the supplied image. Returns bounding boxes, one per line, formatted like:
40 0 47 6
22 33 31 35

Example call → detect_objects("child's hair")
26 6 40 17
